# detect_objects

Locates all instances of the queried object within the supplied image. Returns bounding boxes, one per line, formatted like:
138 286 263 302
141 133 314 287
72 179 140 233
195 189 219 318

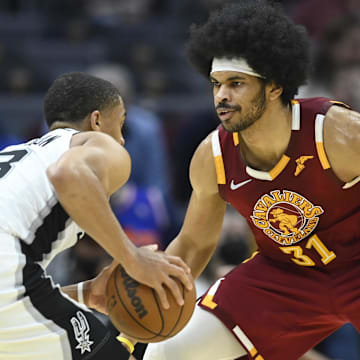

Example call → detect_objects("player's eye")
211 81 221 87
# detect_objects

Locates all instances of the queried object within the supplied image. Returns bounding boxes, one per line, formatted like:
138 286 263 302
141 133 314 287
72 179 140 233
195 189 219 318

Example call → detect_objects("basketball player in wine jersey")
143 1 360 359
0 72 193 360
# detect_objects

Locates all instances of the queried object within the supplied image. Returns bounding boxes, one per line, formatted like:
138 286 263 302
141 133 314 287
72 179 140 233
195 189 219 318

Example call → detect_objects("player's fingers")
166 262 193 291
164 277 184 307
166 255 191 274
154 285 170 310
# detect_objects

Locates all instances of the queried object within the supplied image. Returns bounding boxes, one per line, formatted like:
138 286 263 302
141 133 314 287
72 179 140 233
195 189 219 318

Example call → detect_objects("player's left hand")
86 260 118 314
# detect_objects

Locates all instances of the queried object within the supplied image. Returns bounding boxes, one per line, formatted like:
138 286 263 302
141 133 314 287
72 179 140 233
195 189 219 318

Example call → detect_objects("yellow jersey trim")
233 132 239 146
211 130 226 184
269 154 291 180
315 114 331 170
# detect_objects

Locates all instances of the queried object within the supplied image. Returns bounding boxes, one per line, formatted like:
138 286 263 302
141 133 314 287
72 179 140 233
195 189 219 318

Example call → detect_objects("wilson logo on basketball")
251 190 324 245
120 267 149 319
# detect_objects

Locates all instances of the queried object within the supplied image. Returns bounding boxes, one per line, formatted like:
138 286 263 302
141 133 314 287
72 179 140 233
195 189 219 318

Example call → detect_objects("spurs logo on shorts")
251 190 324 245
71 311 94 354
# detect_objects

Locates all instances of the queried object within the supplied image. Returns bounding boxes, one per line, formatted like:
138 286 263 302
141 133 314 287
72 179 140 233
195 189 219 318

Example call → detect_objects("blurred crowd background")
1 0 360 359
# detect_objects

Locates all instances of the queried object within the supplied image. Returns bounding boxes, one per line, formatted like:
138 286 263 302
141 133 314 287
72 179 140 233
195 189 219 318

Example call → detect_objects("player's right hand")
123 246 193 309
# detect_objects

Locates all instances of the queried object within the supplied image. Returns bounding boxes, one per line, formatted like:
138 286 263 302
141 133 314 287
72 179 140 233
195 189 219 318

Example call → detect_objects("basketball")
106 264 196 342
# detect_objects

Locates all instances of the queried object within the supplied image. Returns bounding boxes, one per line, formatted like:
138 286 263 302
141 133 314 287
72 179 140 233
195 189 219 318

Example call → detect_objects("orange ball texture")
106 264 196 342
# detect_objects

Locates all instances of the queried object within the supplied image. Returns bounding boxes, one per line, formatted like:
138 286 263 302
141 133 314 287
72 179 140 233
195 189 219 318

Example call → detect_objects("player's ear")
90 110 101 131
267 82 283 101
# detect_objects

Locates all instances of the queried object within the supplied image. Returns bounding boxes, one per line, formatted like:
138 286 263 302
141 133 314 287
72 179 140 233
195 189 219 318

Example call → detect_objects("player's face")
100 97 126 145
211 71 266 132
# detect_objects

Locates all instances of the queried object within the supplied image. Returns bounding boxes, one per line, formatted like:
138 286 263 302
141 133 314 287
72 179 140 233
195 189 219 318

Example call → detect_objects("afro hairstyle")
186 0 312 104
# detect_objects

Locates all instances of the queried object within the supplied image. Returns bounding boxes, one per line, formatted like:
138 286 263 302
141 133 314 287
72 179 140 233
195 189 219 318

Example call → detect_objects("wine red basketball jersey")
212 97 360 268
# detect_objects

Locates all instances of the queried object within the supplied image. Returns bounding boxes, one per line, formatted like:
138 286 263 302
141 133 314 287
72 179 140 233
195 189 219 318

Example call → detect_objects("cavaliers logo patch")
251 190 324 245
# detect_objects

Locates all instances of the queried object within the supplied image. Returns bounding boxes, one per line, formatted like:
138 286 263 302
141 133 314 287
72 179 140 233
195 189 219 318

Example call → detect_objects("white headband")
210 57 263 78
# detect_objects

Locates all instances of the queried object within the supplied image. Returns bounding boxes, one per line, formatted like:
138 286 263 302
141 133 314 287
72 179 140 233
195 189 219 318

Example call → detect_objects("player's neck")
238 102 292 171
49 122 80 132
49 120 88 132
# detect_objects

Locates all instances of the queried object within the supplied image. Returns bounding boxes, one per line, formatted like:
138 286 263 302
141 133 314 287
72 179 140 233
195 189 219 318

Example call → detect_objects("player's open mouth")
218 110 236 121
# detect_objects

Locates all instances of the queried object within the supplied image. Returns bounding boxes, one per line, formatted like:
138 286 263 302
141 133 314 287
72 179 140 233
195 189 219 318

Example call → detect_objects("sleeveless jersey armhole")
315 114 331 170
315 112 360 189
211 130 226 185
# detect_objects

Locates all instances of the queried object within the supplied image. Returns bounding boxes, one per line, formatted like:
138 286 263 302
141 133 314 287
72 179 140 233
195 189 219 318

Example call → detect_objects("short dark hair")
186 0 311 104
44 72 121 127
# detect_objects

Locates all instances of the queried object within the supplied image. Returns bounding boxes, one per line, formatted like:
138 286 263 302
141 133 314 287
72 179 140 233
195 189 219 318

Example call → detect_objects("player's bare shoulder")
324 105 360 182
189 131 219 196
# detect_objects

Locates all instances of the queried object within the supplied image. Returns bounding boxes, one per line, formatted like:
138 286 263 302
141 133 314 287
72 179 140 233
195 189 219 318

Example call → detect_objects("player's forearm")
166 236 217 279
47 165 136 266
167 190 226 279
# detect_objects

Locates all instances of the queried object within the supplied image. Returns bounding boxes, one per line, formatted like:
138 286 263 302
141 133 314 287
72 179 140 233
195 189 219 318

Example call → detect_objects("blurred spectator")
7 67 33 94
314 13 360 88
172 109 218 207
0 42 46 94
87 63 178 247
290 0 360 40
111 184 169 249
86 0 166 25
299 13 360 104
87 63 171 194
330 63 360 111
39 0 87 23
